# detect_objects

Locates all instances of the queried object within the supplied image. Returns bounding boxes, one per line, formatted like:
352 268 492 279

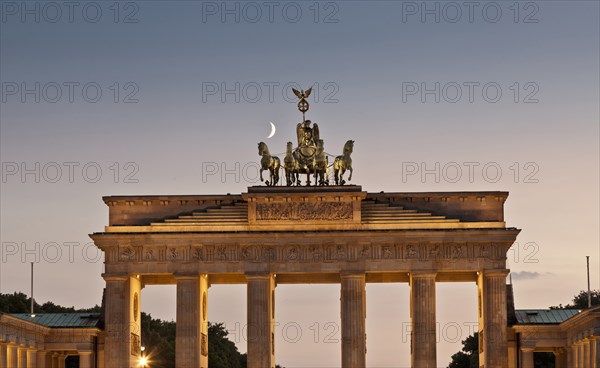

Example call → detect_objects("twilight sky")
1 1 599 366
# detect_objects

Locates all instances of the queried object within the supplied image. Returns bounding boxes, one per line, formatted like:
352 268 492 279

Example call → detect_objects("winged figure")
296 120 320 148
292 87 312 99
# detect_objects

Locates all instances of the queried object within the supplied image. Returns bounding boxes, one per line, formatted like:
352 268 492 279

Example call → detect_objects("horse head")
258 142 267 155
343 140 354 155
316 139 325 153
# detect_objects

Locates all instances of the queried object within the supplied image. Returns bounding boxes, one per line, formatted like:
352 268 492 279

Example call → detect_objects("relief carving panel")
256 202 353 221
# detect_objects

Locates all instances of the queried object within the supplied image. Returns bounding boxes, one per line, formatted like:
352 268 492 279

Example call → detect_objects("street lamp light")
138 346 148 367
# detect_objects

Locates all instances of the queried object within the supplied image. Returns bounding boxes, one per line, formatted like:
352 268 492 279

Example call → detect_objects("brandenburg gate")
91 186 519 368
90 87 520 367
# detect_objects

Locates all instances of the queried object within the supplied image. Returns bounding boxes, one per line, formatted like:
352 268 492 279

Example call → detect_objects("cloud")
511 271 554 281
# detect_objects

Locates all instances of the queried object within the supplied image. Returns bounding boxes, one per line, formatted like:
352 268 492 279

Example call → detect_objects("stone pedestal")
410 272 437 368
246 273 275 368
340 273 366 368
478 270 509 368
103 274 142 368
176 274 209 368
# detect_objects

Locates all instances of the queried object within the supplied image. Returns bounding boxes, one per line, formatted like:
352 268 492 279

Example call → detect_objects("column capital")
245 272 273 280
173 273 200 280
410 271 437 279
78 351 93 356
482 269 510 278
101 273 129 282
340 271 365 279
521 346 536 353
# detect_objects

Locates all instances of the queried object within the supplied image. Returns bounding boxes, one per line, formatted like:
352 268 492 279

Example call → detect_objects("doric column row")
0 346 90 368
566 336 600 368
101 269 516 368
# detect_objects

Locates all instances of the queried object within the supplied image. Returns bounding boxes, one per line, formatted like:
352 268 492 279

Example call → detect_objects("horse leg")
260 168 264 183
340 168 346 185
348 167 353 181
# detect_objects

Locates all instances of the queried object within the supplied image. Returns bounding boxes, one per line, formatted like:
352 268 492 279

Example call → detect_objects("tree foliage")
550 289 600 309
447 332 478 368
0 292 100 313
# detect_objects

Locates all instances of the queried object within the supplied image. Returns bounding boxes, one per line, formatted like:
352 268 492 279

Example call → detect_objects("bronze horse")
313 139 329 186
258 142 280 186
334 140 354 185
283 142 299 186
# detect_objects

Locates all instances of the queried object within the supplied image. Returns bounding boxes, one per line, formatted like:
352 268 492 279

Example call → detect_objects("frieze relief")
255 201 353 221
107 242 509 264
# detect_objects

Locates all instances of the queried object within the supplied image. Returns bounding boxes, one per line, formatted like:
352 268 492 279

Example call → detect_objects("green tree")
550 289 599 309
447 332 478 368
208 322 245 368
0 292 100 313
140 312 176 368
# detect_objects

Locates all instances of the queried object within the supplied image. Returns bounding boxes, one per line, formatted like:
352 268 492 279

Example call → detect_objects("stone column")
567 344 577 367
410 272 437 368
554 348 566 368
591 336 600 368
78 351 93 368
578 341 586 368
103 274 142 368
520 347 534 368
340 272 366 368
478 270 509 368
583 339 591 368
246 273 275 368
51 352 59 368
35 351 48 368
26 348 36 368
175 274 209 368
57 353 66 368
0 343 8 368
17 346 27 368
6 344 17 368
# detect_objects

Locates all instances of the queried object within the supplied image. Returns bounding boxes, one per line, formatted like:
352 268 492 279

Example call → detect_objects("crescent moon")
267 121 276 139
